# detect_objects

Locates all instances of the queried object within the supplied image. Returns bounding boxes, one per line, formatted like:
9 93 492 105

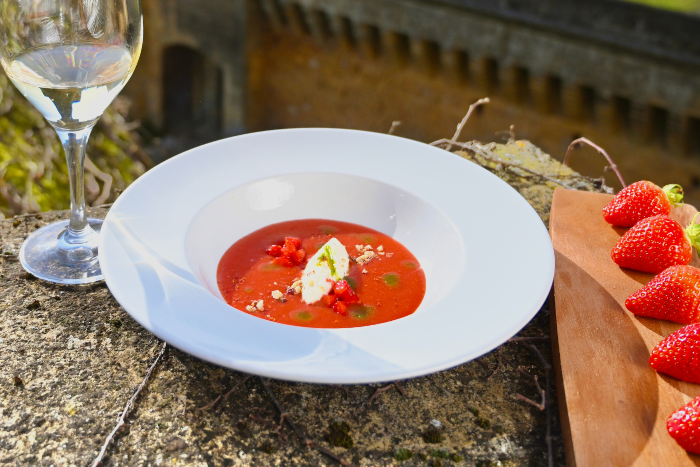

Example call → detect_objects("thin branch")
196 375 250 414
564 137 626 188
367 382 405 406
84 157 113 206
432 139 577 189
92 203 114 210
260 378 355 467
388 121 401 135
445 97 490 150
515 392 545 410
521 343 553 467
90 341 167 467
508 336 550 343
486 357 501 379
217 375 251 411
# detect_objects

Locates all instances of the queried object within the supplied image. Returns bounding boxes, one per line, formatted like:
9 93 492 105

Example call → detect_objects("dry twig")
367 382 405 405
90 341 167 467
509 336 550 343
388 120 402 135
446 97 490 150
197 375 250 414
84 157 113 207
564 137 626 188
432 138 577 189
260 378 355 467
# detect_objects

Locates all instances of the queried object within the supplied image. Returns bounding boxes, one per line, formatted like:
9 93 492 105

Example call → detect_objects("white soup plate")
99 128 554 384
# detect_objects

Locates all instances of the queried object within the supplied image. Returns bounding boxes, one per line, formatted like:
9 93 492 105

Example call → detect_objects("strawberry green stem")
663 184 684 207
686 213 700 252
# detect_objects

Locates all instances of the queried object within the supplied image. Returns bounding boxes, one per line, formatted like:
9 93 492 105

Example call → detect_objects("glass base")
19 218 104 284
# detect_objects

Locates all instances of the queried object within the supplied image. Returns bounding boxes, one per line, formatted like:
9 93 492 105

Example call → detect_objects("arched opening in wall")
163 45 222 137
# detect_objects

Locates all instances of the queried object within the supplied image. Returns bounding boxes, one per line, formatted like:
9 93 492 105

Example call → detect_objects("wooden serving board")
550 188 700 466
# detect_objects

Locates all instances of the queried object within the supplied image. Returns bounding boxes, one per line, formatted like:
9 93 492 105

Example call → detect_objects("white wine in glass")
0 0 142 284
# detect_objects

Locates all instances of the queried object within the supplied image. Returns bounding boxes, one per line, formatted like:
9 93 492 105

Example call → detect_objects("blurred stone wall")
123 0 700 203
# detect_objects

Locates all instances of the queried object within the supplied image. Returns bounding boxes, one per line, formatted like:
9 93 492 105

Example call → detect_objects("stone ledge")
0 141 602 466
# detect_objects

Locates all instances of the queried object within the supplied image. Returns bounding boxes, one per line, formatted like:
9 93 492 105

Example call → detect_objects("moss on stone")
259 440 276 454
476 417 491 429
0 75 149 218
327 420 354 449
429 448 449 458
394 447 413 461
452 453 464 462
423 426 444 443
495 424 506 434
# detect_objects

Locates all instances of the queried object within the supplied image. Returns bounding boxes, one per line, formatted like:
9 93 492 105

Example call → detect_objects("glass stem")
55 126 94 237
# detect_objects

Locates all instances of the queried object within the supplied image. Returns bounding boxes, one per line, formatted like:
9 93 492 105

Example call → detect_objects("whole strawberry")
603 181 683 227
650 324 700 383
668 395 700 454
611 215 700 274
626 265 700 324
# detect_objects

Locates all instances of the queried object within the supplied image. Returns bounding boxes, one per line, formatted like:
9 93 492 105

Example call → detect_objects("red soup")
217 219 426 328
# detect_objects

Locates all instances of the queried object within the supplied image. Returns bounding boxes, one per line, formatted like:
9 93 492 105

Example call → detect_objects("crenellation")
411 39 441 77
382 31 411 68
442 49 470 85
258 0 286 31
287 3 312 36
357 23 382 59
121 0 700 202
684 116 700 158
646 104 670 148
314 9 336 44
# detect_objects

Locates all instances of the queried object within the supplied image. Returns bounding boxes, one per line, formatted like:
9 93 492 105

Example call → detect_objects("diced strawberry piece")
322 294 337 307
333 301 348 315
285 237 301 252
333 280 360 304
295 249 306 262
333 280 350 296
266 244 283 257
273 256 295 267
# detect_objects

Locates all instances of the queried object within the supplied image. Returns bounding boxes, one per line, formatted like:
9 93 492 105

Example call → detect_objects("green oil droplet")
344 276 358 290
259 261 282 272
359 234 376 244
349 305 375 320
382 273 400 288
245 287 253 293
318 225 339 235
292 310 314 321
403 261 417 269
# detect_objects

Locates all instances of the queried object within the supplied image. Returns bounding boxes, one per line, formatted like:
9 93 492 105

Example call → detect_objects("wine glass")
0 0 142 284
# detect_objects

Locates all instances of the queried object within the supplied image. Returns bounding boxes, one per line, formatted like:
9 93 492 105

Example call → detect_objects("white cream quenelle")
301 238 350 304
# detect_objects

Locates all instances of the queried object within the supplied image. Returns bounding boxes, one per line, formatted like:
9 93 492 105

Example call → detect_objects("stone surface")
0 144 604 466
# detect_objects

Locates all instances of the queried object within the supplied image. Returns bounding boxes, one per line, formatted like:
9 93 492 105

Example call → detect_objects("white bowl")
99 128 554 384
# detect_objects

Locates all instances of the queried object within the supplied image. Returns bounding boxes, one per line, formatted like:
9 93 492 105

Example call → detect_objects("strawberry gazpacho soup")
216 219 426 328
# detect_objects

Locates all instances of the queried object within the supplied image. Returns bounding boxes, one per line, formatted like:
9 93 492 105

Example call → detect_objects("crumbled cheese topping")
356 249 376 266
246 300 265 312
301 238 350 304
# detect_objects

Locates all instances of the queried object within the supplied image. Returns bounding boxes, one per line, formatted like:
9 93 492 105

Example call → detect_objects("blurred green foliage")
623 0 700 13
0 73 150 218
